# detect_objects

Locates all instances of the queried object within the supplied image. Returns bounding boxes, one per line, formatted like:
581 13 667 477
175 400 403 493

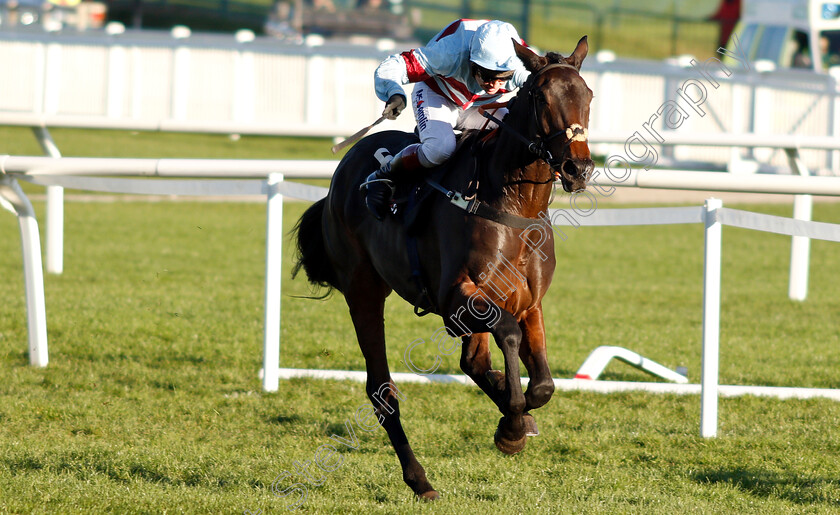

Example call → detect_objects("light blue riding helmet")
469 20 522 71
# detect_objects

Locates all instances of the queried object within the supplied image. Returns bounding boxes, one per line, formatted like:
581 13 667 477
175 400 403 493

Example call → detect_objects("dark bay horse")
293 38 594 500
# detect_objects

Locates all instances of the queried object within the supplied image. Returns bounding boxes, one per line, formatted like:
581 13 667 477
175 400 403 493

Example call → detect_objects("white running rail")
3 159 840 439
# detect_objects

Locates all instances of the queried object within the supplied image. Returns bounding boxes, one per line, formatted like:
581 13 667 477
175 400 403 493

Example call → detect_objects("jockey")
362 19 531 220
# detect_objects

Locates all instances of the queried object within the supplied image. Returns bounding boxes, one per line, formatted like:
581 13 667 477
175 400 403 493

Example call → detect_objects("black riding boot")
361 143 425 220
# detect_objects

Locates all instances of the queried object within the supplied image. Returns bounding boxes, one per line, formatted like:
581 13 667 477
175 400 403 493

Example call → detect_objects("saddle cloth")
387 129 491 234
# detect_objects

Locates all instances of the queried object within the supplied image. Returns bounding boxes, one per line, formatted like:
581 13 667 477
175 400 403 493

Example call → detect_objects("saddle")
389 129 495 234
376 128 497 316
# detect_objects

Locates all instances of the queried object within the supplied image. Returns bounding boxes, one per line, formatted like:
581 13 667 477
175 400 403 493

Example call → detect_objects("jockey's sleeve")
374 29 532 102
374 45 460 103
374 25 470 103
510 67 531 90
374 53 411 103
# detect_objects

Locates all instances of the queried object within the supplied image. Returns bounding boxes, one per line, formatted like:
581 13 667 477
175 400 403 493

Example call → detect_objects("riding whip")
330 115 386 154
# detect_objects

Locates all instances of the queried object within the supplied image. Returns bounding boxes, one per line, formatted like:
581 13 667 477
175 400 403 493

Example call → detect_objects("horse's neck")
487 128 553 218
505 163 554 218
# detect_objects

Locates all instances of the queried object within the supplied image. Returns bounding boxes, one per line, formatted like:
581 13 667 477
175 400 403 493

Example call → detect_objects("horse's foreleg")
515 306 555 438
519 306 555 412
345 270 438 500
459 333 507 411
446 283 527 454
489 311 528 454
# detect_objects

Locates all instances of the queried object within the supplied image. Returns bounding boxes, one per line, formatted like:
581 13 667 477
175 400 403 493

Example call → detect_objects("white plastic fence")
8 125 835 301
1 29 839 173
3 158 840 438
0 30 415 138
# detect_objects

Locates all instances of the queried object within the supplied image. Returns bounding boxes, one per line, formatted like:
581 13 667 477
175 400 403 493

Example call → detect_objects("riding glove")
382 94 406 120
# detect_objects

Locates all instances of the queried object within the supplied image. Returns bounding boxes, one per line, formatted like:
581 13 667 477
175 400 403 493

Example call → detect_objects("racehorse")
293 37 593 500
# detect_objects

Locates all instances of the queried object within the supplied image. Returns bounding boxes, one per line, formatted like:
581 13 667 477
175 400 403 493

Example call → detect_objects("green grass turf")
1 129 840 512
118 0 723 61
407 0 723 61
0 126 339 160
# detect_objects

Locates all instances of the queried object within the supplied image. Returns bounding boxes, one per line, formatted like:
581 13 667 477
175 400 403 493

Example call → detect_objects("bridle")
425 63 591 231
480 63 588 177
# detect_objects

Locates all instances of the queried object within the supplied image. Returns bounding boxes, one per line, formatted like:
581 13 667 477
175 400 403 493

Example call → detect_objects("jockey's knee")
419 140 455 166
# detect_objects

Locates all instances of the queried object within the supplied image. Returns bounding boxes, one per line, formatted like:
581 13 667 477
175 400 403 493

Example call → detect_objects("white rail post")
304 55 327 126
0 176 49 367
785 148 813 301
171 45 191 121
32 126 64 275
700 198 723 438
107 44 128 118
262 173 284 392
233 43 256 122
43 42 62 115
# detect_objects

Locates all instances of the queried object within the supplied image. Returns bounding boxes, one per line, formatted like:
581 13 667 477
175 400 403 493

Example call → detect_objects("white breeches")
410 82 508 167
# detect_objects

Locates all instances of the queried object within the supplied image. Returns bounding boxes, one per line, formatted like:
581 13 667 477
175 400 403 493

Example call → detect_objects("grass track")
1 129 840 512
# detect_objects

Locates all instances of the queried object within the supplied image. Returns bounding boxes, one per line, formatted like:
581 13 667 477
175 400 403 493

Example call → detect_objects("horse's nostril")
562 160 578 178
583 161 594 181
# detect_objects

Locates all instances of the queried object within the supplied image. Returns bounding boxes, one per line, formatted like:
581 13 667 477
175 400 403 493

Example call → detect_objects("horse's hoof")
417 490 440 501
494 417 527 455
485 369 506 391
495 428 527 455
523 413 539 437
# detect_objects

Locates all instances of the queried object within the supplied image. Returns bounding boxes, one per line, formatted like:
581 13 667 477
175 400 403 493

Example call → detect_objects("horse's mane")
476 51 575 201
545 52 565 64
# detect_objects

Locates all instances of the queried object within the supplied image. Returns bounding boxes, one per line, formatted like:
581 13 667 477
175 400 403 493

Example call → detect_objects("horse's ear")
513 39 547 72
564 35 589 71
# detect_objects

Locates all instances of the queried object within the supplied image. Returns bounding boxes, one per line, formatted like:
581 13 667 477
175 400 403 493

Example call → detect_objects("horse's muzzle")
559 158 594 193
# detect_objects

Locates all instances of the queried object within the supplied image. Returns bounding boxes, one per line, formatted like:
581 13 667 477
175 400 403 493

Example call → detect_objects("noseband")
425 63 591 230
480 63 588 175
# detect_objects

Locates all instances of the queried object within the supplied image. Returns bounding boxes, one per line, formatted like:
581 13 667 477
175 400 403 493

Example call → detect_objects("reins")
480 63 588 178
424 62 586 230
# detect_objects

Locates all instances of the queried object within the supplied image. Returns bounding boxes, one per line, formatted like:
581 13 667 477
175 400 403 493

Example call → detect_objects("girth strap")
406 235 436 316
425 178 543 231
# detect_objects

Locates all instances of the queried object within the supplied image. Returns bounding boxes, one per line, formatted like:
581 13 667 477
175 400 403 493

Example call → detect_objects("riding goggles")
471 62 515 84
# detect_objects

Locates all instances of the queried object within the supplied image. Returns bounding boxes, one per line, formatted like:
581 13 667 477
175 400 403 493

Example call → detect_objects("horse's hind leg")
344 264 438 500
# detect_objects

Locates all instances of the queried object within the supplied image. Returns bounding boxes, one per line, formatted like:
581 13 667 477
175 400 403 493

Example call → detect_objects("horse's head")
511 37 594 193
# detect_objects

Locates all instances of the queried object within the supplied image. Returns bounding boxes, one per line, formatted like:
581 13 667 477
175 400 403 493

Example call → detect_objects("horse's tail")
292 198 339 294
